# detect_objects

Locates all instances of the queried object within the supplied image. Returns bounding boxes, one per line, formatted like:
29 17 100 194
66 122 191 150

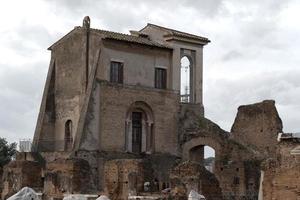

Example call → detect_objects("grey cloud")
44 0 225 32
204 70 300 132
0 61 47 143
1 24 54 56
221 50 243 61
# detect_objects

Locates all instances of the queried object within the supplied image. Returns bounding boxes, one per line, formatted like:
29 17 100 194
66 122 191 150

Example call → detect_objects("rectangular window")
155 68 167 89
110 61 123 83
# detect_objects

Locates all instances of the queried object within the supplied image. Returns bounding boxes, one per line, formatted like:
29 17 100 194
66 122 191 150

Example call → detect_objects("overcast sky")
0 0 299 145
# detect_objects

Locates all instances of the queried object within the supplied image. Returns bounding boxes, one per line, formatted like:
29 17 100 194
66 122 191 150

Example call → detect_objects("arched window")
64 120 73 151
180 56 191 102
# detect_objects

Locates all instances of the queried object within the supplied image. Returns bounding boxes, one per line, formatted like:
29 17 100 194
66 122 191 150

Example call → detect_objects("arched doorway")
125 101 154 154
180 56 191 103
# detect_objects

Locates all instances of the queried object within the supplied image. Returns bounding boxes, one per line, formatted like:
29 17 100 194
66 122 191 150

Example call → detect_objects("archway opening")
189 145 216 173
180 56 191 103
204 146 215 173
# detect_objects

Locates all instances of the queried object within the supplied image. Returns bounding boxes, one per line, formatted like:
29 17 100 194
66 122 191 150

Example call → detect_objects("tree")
0 137 17 167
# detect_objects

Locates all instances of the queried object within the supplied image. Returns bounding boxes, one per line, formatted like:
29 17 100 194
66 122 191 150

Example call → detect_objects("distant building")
19 139 32 152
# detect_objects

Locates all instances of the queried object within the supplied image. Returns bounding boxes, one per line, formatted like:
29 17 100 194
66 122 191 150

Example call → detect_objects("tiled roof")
91 28 172 49
141 23 210 43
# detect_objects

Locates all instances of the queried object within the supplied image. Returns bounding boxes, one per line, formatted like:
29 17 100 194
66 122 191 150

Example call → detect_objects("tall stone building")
1 17 299 200
33 17 209 155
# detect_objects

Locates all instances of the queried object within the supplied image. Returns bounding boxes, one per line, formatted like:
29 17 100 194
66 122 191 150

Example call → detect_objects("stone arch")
182 136 223 161
125 101 154 153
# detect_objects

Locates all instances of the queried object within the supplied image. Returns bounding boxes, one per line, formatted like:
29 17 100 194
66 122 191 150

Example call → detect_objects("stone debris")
128 196 161 200
96 195 110 200
7 187 38 200
188 190 206 200
63 195 87 200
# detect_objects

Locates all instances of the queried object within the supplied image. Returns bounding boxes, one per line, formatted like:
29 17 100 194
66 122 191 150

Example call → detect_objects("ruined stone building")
1 17 300 200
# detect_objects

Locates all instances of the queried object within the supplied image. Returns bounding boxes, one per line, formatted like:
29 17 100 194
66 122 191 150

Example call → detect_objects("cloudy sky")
0 0 300 145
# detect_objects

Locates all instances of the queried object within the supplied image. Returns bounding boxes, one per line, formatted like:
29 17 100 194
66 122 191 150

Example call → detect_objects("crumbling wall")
43 158 95 199
170 161 223 200
104 159 144 200
179 103 262 199
74 150 103 191
261 138 300 200
231 100 283 158
1 161 43 200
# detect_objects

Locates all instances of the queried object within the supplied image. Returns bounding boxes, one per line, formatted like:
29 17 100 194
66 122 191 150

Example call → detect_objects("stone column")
146 122 153 153
142 120 147 152
125 120 132 152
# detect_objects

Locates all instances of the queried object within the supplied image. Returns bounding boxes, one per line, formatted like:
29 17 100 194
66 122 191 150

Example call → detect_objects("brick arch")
125 101 154 123
182 136 223 160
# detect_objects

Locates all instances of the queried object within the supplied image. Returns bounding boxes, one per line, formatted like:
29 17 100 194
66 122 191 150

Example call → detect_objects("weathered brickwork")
98 82 179 154
43 158 96 199
104 159 144 200
261 137 300 200
170 161 223 200
1 160 43 199
231 100 283 158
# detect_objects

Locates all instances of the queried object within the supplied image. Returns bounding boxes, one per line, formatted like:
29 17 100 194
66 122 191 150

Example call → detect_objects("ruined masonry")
1 17 299 200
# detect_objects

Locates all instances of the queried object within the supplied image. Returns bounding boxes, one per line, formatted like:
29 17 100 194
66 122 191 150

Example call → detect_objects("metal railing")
31 139 73 152
180 94 190 103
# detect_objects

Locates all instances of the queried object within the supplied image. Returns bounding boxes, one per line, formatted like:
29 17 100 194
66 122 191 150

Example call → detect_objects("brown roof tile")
91 28 172 49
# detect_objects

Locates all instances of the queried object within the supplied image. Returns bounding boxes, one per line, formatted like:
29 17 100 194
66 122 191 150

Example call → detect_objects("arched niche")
64 119 73 151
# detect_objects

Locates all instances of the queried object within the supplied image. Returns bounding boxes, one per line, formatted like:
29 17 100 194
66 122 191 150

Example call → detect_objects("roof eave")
102 37 173 50
164 35 210 46
47 26 82 51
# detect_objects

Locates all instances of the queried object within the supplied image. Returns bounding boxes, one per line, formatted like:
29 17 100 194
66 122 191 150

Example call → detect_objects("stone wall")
34 27 90 152
261 138 300 199
43 158 96 199
170 161 223 200
231 100 283 158
179 103 262 199
98 39 173 89
97 81 180 155
104 159 144 200
1 160 43 199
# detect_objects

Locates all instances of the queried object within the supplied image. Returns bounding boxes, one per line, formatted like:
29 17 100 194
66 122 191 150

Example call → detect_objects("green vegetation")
204 157 215 166
0 137 17 167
